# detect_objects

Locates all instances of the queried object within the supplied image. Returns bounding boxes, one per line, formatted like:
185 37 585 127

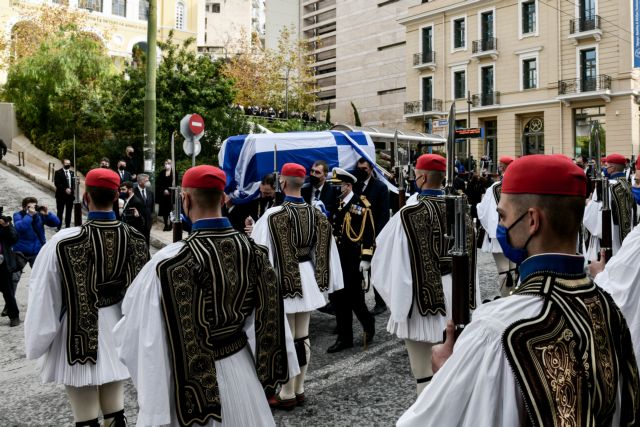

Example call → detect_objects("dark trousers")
0 262 18 319
56 196 74 228
10 254 37 315
334 254 375 343
373 288 386 308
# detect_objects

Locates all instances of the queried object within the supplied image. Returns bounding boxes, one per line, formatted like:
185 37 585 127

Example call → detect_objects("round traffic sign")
183 140 201 157
188 114 205 136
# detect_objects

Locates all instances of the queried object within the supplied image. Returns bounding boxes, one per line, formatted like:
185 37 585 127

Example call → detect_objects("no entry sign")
188 114 205 136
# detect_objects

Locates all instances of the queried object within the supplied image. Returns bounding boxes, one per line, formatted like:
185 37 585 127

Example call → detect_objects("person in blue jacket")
5 197 60 318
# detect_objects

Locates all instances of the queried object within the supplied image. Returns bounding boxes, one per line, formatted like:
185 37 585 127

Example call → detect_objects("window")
112 0 126 17
176 1 185 30
422 77 433 111
574 107 605 158
79 0 102 12
580 48 597 91
139 0 149 20
522 0 536 34
453 18 465 49
523 58 537 89
480 11 494 40
454 70 466 99
208 2 220 13
523 117 545 155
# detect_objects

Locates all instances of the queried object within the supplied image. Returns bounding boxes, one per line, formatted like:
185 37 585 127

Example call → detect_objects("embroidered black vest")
56 220 148 365
157 228 289 426
400 196 477 316
503 273 640 426
267 201 332 298
492 182 502 205
610 179 634 244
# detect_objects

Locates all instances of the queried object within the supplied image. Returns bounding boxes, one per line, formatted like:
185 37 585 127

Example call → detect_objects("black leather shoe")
1 307 7 317
9 317 20 327
327 340 353 353
318 303 336 316
363 328 375 346
370 304 387 316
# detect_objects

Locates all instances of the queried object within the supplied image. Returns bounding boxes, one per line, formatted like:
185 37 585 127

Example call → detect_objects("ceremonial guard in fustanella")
397 154 640 426
371 154 480 397
476 155 517 297
114 165 297 426
24 168 149 427
327 168 376 353
583 153 634 261
251 162 344 410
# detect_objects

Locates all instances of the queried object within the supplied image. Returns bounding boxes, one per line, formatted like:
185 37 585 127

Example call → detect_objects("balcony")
413 51 436 71
557 75 611 105
471 38 498 60
404 99 445 118
569 16 602 44
471 91 500 107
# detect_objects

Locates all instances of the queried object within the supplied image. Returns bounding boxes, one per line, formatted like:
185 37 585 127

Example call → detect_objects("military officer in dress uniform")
327 168 376 353
372 154 481 396
398 154 640 426
24 168 149 427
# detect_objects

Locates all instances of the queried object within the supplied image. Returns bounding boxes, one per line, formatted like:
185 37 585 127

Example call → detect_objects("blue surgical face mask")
602 167 610 178
496 211 533 265
119 192 127 200
632 187 640 205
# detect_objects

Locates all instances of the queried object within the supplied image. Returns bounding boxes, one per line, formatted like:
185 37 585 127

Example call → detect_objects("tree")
351 102 362 126
325 104 331 124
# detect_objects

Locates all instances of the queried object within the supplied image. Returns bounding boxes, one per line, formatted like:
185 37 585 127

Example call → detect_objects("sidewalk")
0 140 181 249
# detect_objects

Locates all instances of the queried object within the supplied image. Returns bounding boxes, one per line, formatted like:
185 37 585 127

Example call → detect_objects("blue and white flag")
219 131 396 203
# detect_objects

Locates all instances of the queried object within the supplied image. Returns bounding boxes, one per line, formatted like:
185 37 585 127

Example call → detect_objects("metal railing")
413 51 436 66
471 91 500 107
404 99 444 114
570 15 601 33
472 37 497 54
557 74 611 95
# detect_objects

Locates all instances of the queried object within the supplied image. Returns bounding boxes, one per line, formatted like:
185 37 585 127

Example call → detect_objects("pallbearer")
115 165 294 426
24 168 149 427
476 155 516 297
584 153 634 260
371 154 480 396
252 162 344 409
398 154 640 426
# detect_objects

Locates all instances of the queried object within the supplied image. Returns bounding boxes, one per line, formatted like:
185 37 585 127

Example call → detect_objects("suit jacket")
226 193 284 233
302 183 338 219
54 168 76 200
122 194 147 236
116 169 132 184
134 186 155 230
359 176 390 237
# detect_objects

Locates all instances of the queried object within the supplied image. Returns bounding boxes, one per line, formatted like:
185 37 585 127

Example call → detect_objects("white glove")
359 261 370 273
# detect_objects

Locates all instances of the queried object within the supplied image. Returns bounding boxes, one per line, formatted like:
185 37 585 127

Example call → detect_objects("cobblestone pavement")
0 164 500 426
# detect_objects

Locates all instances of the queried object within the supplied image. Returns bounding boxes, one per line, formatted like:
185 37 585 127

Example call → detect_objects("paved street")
0 163 500 426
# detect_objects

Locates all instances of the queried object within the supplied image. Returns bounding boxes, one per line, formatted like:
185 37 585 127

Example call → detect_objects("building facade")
1 0 198 82
400 0 640 168
264 0 298 51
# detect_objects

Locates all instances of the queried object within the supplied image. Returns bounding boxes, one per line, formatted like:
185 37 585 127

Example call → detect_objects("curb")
1 158 169 251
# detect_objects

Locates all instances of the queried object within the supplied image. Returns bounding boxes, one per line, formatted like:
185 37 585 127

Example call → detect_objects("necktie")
142 189 146 201
66 171 71 187
314 189 320 200
120 171 124 179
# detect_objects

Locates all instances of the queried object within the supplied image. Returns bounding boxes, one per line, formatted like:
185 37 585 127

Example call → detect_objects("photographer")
0 209 19 326
120 181 146 237
12 197 60 286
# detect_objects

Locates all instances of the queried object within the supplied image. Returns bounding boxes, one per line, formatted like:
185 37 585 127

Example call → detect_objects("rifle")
393 130 406 208
592 122 612 262
170 132 183 242
631 150 638 226
72 134 82 226
444 102 471 339
273 144 280 194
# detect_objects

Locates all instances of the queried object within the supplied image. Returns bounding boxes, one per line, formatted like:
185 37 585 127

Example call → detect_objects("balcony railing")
471 91 500 107
413 51 436 66
570 15 601 33
472 37 497 54
558 75 611 95
404 99 444 115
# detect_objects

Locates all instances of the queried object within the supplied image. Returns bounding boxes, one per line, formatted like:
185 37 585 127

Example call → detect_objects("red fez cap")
499 156 515 165
605 153 626 165
280 162 306 178
502 154 586 197
182 165 226 190
416 154 446 172
85 168 120 190
635 157 640 171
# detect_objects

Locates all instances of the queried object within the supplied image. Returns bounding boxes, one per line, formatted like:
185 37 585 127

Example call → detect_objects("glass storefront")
523 117 544 155
574 106 605 158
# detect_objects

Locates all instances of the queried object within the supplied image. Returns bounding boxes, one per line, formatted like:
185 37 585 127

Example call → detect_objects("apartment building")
400 0 640 167
197 0 253 58
1 0 198 81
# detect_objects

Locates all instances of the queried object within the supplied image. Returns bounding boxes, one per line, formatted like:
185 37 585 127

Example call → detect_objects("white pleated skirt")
387 275 453 343
138 346 275 427
282 261 329 314
39 305 130 386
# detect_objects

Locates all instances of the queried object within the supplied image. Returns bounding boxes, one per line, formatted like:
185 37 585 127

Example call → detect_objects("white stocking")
65 385 100 424
405 339 433 397
279 312 311 399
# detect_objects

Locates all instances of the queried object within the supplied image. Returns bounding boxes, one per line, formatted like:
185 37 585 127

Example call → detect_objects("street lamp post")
466 90 473 171
144 0 157 189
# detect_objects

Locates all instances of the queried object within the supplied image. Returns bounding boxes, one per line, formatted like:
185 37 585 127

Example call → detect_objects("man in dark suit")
133 173 154 245
226 173 283 234
355 157 390 316
124 146 138 181
53 159 75 230
120 181 146 238
302 160 338 220
116 160 132 183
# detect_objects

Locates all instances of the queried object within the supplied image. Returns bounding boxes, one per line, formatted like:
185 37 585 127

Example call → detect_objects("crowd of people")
236 105 318 123
2 145 640 426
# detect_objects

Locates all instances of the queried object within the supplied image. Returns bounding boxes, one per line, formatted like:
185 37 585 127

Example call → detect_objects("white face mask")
165 164 171 170
144 180 151 188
